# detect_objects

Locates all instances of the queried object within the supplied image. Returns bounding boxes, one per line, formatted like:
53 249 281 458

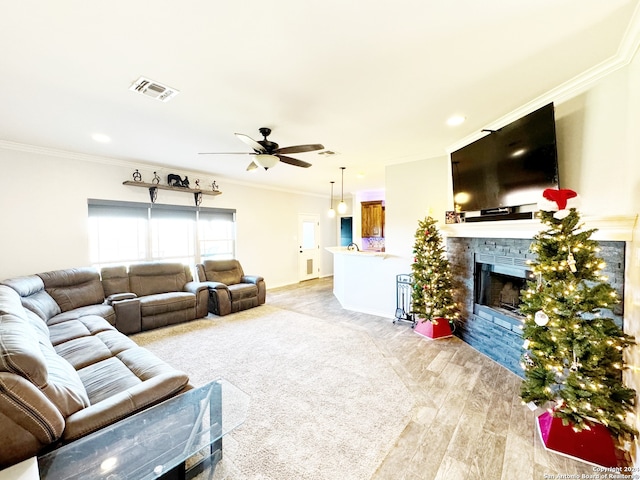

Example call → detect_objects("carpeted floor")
132 304 414 479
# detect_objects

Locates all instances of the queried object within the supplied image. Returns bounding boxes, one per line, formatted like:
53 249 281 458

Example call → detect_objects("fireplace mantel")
441 214 638 242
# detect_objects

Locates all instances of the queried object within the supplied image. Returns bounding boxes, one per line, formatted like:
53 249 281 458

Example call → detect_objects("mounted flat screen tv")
451 102 559 215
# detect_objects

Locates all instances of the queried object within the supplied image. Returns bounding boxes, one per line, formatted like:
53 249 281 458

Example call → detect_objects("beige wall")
0 147 337 287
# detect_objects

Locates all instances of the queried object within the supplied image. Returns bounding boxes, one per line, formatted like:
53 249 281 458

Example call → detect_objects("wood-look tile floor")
267 277 599 480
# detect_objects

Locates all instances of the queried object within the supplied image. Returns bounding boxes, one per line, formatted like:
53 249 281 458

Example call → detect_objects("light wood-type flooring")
267 277 602 480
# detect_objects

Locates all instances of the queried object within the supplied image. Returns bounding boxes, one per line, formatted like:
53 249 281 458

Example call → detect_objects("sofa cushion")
0 289 89 417
47 304 116 327
38 268 105 313
138 292 196 317
128 263 190 297
0 275 61 321
48 316 115 346
0 312 48 387
54 337 114 371
228 283 258 301
38 345 90 417
201 260 243 285
101 266 130 297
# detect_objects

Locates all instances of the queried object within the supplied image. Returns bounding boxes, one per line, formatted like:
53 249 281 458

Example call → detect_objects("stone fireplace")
443 221 628 377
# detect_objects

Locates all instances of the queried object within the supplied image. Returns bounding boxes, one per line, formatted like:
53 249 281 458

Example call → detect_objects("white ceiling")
1 0 639 197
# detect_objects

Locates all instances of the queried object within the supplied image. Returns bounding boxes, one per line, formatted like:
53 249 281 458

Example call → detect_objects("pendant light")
328 181 336 218
337 167 347 214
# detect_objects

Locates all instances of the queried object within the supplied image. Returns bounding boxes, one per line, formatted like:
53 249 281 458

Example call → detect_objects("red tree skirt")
414 318 452 339
537 411 619 468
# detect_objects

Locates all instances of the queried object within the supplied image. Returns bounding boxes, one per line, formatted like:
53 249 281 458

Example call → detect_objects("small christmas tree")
520 189 637 446
411 216 458 325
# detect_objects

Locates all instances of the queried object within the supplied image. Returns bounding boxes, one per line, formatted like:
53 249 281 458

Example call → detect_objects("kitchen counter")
325 246 387 258
326 247 409 318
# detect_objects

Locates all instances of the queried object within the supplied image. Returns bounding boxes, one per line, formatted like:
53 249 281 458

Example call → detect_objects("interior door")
298 214 320 281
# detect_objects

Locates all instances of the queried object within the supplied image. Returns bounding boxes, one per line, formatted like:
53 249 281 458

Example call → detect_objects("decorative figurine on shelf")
167 174 190 188
132 169 142 182
152 172 160 185
194 179 201 190
211 180 219 192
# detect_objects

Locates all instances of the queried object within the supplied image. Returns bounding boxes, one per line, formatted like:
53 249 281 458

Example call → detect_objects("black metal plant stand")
393 274 416 327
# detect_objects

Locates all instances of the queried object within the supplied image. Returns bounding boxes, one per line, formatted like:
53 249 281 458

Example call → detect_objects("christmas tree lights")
411 216 459 324
520 192 636 447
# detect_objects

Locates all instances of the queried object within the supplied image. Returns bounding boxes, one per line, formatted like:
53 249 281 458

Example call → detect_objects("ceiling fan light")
254 154 279 170
246 161 259 172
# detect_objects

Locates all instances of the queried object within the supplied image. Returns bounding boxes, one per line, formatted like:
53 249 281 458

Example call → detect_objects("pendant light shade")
337 167 347 214
328 181 336 218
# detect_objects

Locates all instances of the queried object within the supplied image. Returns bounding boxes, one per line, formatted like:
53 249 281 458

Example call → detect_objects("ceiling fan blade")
198 152 253 155
275 144 324 155
235 133 267 153
277 155 312 168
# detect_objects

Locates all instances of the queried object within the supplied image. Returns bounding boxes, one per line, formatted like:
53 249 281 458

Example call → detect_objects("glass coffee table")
38 379 249 480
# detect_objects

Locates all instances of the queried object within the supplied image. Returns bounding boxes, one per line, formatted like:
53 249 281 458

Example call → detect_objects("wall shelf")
123 181 222 196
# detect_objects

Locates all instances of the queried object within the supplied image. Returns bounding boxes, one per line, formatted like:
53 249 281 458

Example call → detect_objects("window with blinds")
88 199 236 269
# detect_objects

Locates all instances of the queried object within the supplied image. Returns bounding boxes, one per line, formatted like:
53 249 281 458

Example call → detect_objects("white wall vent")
129 76 180 102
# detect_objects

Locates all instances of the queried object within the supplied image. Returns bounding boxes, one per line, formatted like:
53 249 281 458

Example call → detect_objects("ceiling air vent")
129 76 180 102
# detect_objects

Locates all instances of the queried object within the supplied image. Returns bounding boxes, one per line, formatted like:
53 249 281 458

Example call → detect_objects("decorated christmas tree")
520 189 637 446
411 216 458 325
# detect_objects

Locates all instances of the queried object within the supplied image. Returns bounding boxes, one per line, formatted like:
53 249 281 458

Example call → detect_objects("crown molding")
0 139 327 199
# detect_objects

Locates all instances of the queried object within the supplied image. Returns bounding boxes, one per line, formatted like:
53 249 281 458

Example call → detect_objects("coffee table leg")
185 380 223 479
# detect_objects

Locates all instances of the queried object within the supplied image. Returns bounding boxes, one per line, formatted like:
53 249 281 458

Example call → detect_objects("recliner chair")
196 259 265 316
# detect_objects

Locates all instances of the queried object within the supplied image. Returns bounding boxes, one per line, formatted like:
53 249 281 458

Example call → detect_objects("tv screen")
451 103 559 213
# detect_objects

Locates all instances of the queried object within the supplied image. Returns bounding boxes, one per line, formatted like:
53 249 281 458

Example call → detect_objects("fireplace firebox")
475 262 531 316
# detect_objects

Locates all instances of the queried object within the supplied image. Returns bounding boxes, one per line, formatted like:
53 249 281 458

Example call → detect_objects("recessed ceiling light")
447 115 466 126
91 133 111 143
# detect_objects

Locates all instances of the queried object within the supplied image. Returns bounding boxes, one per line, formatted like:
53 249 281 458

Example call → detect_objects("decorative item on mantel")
123 170 222 206
410 216 458 339
520 188 637 468
167 173 189 188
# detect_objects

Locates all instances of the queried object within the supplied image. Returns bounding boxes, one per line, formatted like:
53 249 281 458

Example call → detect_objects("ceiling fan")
199 127 324 171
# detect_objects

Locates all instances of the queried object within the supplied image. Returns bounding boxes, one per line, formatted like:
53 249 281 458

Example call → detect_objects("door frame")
298 213 320 282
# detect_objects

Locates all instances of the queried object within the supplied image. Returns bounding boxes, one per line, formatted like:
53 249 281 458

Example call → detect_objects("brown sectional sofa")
0 262 210 468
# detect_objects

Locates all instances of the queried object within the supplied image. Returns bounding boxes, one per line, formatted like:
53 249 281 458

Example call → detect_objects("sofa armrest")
201 281 231 316
112 298 142 334
242 276 266 305
183 281 208 295
0 373 65 466
241 275 263 285
200 281 229 291
106 292 137 305
184 281 210 319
